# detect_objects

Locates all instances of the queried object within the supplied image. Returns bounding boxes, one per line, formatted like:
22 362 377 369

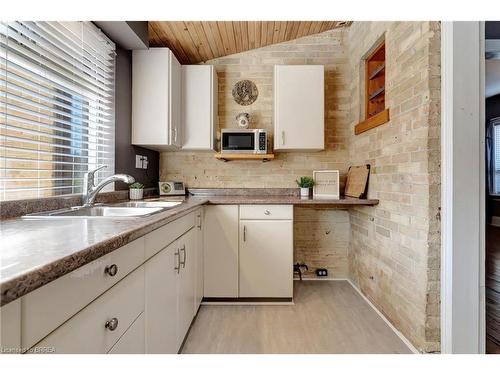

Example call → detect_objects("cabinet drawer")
145 211 196 259
33 267 144 354
21 238 145 349
108 312 145 354
239 205 293 220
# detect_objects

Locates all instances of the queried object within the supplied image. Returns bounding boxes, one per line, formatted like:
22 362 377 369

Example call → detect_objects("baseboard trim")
345 279 420 354
202 297 293 306
293 277 347 281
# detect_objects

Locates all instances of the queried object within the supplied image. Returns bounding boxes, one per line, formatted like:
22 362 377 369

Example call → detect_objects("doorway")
485 21 500 354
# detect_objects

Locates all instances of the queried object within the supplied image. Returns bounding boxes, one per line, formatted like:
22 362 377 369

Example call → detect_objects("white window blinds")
0 21 115 201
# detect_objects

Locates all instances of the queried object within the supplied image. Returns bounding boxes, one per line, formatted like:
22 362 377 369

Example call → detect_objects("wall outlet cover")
316 268 328 277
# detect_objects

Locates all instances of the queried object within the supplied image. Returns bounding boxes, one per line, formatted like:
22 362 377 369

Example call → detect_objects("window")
0 21 115 201
355 39 390 135
490 119 500 195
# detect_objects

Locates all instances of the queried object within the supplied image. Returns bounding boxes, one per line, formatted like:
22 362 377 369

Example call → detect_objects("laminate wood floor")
181 280 412 354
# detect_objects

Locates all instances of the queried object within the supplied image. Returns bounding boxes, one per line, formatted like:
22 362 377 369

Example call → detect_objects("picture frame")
313 170 340 200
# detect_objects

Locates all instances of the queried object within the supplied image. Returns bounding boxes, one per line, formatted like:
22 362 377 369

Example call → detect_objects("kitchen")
0 3 496 370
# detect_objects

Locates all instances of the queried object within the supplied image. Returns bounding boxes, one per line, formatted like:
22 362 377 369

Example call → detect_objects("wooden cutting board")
345 165 371 198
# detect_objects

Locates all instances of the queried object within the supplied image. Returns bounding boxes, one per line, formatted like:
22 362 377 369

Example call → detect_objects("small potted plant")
129 182 144 200
296 176 315 198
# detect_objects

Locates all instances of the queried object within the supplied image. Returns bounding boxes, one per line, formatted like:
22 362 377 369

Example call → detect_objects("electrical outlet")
316 268 328 277
135 155 148 169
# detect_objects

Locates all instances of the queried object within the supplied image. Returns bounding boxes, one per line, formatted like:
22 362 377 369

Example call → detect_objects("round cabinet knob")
264 210 271 215
105 317 118 331
104 264 118 277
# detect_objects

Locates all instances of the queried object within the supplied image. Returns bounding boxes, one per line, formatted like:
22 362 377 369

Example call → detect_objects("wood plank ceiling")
148 21 352 64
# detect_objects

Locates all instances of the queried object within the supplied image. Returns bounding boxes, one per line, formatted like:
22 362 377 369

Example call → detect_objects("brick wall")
160 29 353 279
347 21 441 352
159 23 441 352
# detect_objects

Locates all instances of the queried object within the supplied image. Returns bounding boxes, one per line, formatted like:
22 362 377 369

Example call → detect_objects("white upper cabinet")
132 48 182 151
181 65 217 150
273 65 324 151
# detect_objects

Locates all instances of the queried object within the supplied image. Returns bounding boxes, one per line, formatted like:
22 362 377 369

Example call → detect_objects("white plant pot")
300 187 310 197
129 189 143 200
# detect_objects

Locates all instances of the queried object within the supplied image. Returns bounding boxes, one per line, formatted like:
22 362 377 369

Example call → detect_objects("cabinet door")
239 220 293 298
132 48 181 151
194 208 204 310
274 65 324 150
169 53 182 148
181 65 216 150
177 228 196 347
145 241 179 354
204 205 239 297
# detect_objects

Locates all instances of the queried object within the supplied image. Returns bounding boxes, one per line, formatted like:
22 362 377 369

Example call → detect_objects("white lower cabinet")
1 204 295 355
239 219 293 298
144 227 197 353
194 208 204 310
203 205 239 297
33 266 145 354
177 228 196 347
144 241 179 354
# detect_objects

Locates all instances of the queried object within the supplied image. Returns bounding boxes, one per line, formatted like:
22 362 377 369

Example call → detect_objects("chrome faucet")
82 166 135 207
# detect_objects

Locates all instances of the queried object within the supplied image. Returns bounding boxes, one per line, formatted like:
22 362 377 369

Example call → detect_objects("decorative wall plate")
232 80 258 106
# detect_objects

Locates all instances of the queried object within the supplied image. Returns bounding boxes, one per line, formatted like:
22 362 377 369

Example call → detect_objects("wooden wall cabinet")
181 65 217 151
274 65 324 151
132 48 182 150
355 41 390 135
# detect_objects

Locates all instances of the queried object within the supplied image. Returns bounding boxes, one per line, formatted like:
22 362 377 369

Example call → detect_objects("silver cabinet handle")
173 127 178 143
197 214 202 230
281 131 285 145
180 245 186 268
174 249 180 274
243 225 247 242
104 264 118 277
264 209 271 215
105 318 118 331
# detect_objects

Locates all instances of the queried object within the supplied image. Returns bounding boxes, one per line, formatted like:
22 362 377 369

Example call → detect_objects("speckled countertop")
0 191 378 306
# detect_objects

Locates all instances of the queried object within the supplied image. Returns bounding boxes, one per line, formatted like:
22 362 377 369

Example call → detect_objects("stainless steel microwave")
220 129 267 154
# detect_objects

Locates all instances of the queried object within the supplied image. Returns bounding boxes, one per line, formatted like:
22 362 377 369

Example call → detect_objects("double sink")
25 200 183 219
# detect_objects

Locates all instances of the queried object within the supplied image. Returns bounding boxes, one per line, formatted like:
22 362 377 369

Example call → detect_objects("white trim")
479 21 486 355
345 279 419 354
201 302 295 306
440 21 483 354
440 21 454 355
293 277 347 281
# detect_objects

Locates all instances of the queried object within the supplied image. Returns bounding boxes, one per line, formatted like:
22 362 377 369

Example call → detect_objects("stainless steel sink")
112 201 182 209
24 200 183 218
24 206 164 218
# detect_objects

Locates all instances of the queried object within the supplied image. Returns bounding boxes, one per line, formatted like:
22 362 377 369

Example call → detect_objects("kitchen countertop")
0 193 378 306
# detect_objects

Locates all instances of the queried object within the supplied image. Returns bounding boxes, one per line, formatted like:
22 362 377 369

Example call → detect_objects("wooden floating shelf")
368 86 385 101
368 62 385 80
214 153 275 162
354 108 390 135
